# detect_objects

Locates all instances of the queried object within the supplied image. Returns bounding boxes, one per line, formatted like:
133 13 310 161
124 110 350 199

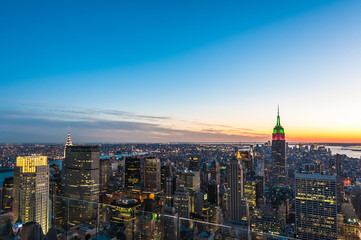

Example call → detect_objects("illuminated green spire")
277 105 281 126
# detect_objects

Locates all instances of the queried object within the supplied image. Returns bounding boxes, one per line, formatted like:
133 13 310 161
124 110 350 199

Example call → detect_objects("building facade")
143 157 161 193
13 156 49 233
189 156 199 171
177 171 200 192
63 146 100 226
100 158 111 195
227 157 244 222
174 185 190 218
210 159 220 185
295 173 337 240
124 156 141 189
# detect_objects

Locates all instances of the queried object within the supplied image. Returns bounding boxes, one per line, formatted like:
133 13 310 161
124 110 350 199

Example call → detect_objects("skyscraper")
227 157 244 222
165 176 177 207
174 185 190 218
2 177 13 212
13 156 49 233
255 155 264 177
239 150 254 178
189 156 199 171
336 154 342 176
244 180 257 209
210 159 220 185
124 156 141 189
63 146 100 201
207 183 219 205
143 157 161 193
177 171 200 192
295 173 337 240
335 154 344 209
99 158 111 195
200 162 209 191
161 160 174 191
272 107 287 186
63 146 100 226
161 206 178 239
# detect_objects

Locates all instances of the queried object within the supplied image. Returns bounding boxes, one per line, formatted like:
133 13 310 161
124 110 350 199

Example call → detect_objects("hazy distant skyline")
1 1 361 143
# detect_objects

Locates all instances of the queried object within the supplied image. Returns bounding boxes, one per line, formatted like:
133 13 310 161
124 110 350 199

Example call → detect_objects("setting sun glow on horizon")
1 1 361 143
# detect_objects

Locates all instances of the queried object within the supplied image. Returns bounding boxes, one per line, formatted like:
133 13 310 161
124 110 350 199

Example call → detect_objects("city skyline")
2 1 361 143
1 105 360 144
2 1 361 239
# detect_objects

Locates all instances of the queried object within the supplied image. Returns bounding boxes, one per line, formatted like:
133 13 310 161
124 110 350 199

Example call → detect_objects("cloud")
0 104 268 143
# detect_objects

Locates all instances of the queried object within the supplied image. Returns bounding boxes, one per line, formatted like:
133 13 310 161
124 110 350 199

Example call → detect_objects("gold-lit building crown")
16 156 47 173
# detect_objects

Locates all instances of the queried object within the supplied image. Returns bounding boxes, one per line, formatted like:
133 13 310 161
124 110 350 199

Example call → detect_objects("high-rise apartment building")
143 157 161 193
272 107 287 186
295 173 337 240
13 156 49 233
227 157 244 222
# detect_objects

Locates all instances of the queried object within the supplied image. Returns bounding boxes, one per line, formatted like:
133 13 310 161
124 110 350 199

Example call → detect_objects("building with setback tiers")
13 156 49 233
272 107 287 186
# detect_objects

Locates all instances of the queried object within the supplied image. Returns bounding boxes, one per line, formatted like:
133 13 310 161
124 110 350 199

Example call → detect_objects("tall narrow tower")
210 159 220 185
272 106 287 186
227 157 244 222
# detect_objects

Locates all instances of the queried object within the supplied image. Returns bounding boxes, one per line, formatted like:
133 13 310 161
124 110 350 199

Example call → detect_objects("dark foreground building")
63 146 100 227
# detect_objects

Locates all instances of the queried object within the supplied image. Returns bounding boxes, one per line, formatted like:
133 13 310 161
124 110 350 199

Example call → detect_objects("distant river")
326 146 361 159
288 145 361 159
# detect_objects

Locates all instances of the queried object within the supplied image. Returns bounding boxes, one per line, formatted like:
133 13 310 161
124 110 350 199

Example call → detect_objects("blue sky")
1 1 361 143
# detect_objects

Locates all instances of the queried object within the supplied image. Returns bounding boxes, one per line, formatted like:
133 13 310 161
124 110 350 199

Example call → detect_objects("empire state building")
272 107 287 186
